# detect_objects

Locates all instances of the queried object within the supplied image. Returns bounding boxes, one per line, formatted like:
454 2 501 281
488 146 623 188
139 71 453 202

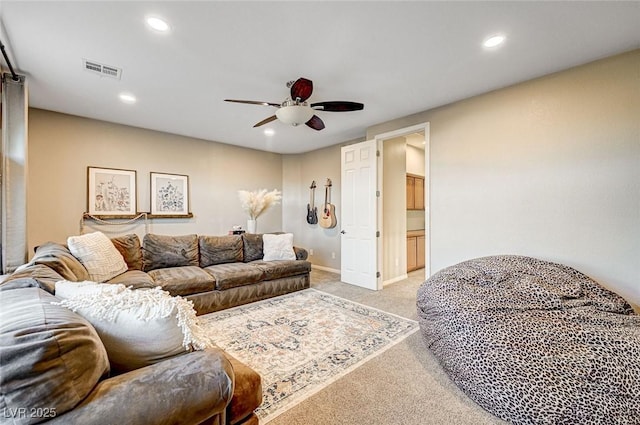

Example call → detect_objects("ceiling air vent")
83 59 122 80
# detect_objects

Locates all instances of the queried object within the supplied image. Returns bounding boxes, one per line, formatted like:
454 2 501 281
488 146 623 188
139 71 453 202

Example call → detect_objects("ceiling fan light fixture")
276 105 314 126
226 77 363 131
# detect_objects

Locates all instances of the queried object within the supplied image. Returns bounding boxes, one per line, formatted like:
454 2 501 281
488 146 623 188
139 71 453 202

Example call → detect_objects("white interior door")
340 140 379 290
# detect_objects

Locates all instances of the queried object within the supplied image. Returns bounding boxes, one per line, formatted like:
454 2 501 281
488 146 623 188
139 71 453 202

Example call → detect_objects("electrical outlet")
309 249 314 256
331 252 336 259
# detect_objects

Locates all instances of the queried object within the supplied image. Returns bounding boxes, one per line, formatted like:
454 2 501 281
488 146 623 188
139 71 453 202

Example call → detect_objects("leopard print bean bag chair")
416 255 640 424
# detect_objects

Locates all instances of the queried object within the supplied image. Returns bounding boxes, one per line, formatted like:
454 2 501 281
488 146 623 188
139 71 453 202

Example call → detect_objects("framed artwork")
150 172 190 216
87 167 137 217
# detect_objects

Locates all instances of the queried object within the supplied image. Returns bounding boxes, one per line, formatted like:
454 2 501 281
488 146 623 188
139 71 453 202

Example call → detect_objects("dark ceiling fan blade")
305 115 325 131
225 99 281 107
253 115 278 127
290 78 313 102
311 101 364 112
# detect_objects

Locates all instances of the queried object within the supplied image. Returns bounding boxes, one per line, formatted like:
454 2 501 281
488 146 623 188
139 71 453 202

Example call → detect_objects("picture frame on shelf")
87 166 137 217
150 172 191 217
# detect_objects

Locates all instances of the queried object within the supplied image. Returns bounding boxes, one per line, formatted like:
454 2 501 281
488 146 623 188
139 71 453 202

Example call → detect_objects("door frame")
374 122 431 281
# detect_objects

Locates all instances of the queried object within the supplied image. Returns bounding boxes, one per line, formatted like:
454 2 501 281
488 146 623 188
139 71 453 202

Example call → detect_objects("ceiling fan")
224 77 364 131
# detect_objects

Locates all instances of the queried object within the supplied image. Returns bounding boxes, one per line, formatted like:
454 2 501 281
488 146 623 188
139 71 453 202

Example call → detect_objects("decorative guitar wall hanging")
306 180 318 224
319 178 337 229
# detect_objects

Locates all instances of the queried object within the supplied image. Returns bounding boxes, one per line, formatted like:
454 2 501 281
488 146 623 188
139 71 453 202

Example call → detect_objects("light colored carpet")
262 269 507 425
200 288 418 423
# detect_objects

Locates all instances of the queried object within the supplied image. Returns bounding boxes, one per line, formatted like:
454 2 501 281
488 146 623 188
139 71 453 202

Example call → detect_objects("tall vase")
247 219 257 234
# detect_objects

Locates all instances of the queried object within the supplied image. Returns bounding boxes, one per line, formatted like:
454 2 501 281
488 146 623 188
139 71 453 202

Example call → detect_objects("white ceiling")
1 1 638 154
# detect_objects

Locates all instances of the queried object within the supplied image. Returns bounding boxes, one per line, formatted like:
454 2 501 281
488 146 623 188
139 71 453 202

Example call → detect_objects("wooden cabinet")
407 230 425 272
414 177 424 210
416 235 425 269
406 174 425 210
407 236 417 272
406 176 415 209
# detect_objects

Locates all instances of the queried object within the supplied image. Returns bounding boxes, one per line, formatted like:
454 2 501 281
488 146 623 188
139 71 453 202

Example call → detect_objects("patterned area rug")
199 289 419 423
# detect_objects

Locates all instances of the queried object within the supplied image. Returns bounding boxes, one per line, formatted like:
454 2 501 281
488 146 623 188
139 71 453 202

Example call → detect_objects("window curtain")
1 72 28 274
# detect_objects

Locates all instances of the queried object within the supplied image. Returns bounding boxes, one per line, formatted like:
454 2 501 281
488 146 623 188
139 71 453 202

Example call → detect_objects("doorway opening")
375 123 430 286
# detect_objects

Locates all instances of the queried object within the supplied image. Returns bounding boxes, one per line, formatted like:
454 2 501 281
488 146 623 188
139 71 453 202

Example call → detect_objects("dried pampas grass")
238 189 282 219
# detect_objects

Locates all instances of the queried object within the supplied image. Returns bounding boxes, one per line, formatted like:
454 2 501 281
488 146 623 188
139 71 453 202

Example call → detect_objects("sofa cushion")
17 241 89 282
1 264 65 294
262 233 296 261
107 270 157 289
68 231 128 282
204 263 265 291
242 233 263 262
111 234 143 271
58 348 235 425
0 277 40 292
199 235 243 267
222 353 263 425
143 234 199 272
54 284 212 373
251 260 312 281
0 287 110 423
148 266 215 296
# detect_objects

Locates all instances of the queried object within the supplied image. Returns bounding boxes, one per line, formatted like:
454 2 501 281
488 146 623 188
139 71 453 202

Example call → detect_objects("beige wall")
27 109 283 252
283 141 361 272
367 49 640 306
406 144 425 176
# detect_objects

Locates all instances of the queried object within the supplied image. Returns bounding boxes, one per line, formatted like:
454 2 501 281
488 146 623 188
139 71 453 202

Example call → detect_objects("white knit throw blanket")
55 285 211 350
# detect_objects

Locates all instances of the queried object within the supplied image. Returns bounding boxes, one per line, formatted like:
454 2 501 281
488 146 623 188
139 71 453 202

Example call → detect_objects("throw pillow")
242 233 264 262
67 231 128 282
110 234 143 271
262 233 296 261
55 279 124 300
54 284 212 372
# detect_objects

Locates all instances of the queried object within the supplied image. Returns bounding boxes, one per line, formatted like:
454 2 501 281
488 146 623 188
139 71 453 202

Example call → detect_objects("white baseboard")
383 274 408 286
311 264 341 274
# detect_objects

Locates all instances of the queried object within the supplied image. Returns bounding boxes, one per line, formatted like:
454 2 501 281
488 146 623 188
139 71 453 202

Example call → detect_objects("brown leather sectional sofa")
0 232 311 425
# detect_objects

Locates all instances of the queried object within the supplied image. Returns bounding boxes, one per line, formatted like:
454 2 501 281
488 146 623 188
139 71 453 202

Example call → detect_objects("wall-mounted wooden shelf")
82 212 193 220
146 213 194 219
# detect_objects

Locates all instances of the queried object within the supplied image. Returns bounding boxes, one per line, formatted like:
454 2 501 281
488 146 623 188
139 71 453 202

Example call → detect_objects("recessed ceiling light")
146 17 170 32
264 128 275 136
483 34 506 48
119 93 137 104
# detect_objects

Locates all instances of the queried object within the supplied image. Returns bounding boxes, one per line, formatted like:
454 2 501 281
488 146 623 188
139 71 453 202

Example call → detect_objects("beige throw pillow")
55 279 124 300
67 231 128 282
262 233 296 261
55 283 212 372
